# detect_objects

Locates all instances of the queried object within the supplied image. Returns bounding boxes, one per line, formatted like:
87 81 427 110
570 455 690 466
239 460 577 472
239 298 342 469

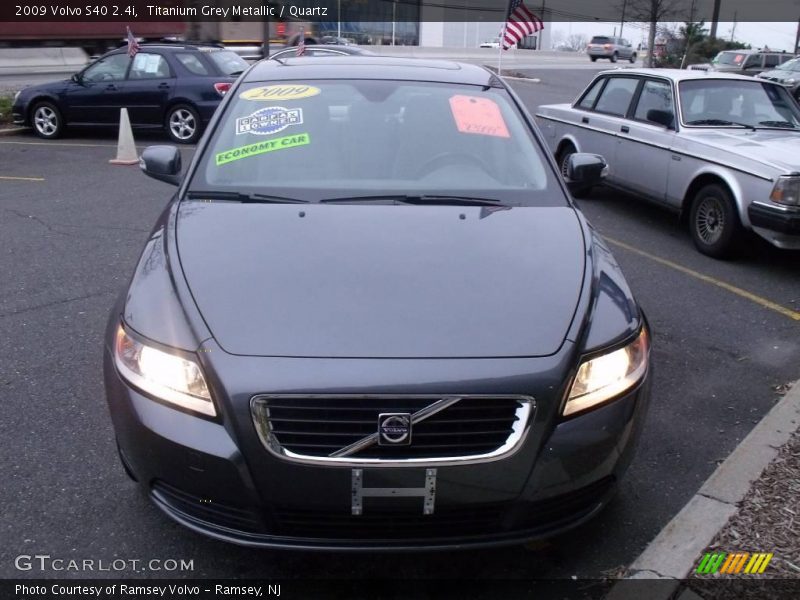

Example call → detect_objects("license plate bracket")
351 468 437 516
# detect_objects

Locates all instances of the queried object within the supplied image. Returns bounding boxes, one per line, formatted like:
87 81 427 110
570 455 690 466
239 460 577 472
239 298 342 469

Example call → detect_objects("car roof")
244 57 497 85
109 43 227 54
597 68 778 83
271 45 373 55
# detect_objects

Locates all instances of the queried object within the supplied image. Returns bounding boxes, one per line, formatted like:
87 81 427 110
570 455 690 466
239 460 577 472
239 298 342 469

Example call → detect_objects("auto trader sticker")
236 106 303 135
215 133 310 166
449 95 510 138
240 84 321 101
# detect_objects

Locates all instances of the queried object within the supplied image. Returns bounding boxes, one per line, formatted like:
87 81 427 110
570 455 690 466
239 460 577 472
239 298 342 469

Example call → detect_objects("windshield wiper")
756 120 799 129
186 190 308 204
686 119 756 129
319 194 506 206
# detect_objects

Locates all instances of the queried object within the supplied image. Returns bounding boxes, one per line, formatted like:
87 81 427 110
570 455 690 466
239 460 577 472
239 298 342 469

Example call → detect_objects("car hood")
688 129 800 172
176 202 586 358
19 79 70 97
758 69 798 82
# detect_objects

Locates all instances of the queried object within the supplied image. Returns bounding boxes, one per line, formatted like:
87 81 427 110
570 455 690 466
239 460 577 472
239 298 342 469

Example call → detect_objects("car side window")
743 55 761 69
576 78 605 109
82 54 131 82
594 77 639 116
176 53 209 75
764 54 780 68
128 53 172 79
633 80 674 125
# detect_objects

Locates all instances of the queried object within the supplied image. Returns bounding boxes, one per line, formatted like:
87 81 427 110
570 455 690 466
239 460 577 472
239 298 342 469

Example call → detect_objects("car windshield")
713 51 748 66
188 79 563 205
776 58 800 72
206 50 249 75
679 79 800 129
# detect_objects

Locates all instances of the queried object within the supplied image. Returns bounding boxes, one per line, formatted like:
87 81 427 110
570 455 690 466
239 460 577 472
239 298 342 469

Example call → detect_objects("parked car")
320 36 354 46
707 49 795 76
480 38 501 49
586 36 637 63
757 57 800 99
269 45 375 60
11 44 249 143
537 69 800 257
105 57 652 550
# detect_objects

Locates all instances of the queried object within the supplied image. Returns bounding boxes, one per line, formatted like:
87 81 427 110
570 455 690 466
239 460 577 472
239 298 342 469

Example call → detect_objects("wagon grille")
251 395 533 465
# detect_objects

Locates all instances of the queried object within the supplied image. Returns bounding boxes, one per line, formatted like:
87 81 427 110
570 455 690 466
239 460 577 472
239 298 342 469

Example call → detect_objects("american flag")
502 0 544 50
126 26 140 57
296 28 306 56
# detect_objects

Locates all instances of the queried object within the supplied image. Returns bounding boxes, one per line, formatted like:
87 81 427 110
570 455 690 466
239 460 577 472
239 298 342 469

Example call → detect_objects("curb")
605 379 800 599
0 127 26 137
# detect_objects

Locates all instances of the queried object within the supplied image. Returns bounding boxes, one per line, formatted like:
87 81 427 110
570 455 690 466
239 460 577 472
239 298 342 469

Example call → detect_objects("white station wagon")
537 69 800 257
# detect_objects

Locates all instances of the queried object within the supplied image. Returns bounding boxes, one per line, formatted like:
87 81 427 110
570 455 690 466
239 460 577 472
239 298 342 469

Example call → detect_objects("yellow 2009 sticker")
215 133 311 166
240 84 321 101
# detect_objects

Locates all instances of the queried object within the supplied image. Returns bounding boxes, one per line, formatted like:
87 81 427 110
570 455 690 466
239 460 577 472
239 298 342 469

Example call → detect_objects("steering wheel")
415 152 492 179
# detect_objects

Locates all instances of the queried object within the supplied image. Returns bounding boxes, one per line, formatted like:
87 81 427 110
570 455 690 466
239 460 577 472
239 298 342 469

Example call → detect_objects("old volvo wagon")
104 57 652 550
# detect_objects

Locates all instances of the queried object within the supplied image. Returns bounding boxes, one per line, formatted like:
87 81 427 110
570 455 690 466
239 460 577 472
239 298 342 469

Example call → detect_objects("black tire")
31 101 63 139
629 52 637 63
590 56 597 62
557 144 593 199
689 184 742 258
165 103 202 144
610 52 618 63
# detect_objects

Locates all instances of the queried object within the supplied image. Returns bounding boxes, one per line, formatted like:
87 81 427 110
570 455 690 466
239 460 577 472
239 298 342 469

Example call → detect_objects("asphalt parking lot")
1 69 798 581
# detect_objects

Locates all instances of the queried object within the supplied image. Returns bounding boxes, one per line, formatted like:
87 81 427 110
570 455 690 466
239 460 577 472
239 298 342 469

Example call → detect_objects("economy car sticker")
449 95 510 138
239 84 321 101
235 106 303 135
215 133 311 166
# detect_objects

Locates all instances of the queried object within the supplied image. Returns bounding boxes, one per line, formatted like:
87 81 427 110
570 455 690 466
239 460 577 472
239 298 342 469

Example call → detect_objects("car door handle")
158 82 170 89
581 117 589 124
620 125 630 133
105 84 117 91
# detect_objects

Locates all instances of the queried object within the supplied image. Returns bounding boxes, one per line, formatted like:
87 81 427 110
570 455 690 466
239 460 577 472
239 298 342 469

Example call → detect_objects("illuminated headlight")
770 176 800 207
564 327 650 417
114 325 215 416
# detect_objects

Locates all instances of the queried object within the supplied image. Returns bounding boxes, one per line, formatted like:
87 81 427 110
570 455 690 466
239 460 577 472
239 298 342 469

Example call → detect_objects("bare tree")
566 33 589 52
623 0 687 66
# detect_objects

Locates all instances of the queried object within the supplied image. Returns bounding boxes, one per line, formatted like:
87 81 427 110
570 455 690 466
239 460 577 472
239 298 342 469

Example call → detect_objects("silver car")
757 57 800 100
586 36 637 63
537 69 800 257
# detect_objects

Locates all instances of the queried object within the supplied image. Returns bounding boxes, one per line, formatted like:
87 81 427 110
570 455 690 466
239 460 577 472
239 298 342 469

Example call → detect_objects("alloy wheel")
169 108 196 141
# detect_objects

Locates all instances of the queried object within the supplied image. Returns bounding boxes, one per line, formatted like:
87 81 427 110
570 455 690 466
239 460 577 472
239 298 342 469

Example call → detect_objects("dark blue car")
12 43 248 143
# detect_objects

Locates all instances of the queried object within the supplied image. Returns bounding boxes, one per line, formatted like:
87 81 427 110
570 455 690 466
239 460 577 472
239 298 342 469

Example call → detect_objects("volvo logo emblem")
378 413 412 446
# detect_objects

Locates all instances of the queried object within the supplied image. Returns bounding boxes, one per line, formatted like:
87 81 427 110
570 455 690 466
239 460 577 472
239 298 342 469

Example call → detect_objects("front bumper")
104 347 651 550
748 201 800 249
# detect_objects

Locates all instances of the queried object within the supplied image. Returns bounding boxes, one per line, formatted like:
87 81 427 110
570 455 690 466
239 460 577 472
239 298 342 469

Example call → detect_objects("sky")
551 21 799 52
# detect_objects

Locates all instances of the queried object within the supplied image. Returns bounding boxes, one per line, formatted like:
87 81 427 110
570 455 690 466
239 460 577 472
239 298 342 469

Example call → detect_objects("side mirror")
71 73 83 84
564 153 608 193
646 109 675 129
140 145 182 186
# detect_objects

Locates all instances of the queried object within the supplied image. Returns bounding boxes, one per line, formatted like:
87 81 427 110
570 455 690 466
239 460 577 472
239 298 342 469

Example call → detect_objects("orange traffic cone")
109 108 139 165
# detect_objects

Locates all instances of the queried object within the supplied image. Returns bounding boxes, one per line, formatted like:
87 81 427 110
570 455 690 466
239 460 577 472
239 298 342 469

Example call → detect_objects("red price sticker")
449 95 510 138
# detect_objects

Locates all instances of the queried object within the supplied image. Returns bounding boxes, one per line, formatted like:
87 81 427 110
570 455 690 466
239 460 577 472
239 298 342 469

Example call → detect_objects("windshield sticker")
449 95 510 138
240 84 321 101
235 106 303 136
733 54 744 64
215 133 310 166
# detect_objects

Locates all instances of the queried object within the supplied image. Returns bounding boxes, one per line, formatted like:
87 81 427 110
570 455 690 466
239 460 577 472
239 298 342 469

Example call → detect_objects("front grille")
251 395 532 464
151 480 262 533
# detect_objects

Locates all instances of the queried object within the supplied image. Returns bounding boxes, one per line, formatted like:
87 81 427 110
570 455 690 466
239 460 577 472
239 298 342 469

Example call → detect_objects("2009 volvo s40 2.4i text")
104 57 652 550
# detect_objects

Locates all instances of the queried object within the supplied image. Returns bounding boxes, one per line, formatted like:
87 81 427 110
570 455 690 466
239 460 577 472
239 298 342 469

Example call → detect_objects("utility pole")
709 0 721 39
730 11 737 42
619 0 627 39
795 17 800 54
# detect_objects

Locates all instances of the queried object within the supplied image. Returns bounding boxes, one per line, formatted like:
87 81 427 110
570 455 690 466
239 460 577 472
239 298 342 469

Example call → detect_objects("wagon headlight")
770 176 800 207
114 325 215 416
564 327 650 417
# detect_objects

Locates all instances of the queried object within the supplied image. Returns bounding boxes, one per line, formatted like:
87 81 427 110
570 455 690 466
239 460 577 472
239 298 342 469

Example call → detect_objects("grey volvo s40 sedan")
104 57 652 550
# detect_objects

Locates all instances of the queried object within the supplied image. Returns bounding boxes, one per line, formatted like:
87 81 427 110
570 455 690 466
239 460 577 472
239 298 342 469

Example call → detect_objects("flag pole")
497 0 512 75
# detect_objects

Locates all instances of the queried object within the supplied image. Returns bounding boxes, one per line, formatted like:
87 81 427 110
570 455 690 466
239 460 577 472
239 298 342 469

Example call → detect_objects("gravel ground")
686 425 800 598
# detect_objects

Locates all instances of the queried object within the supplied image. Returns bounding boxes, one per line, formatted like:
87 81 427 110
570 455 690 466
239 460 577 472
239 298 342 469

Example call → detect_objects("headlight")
114 325 215 416
564 327 650 417
770 176 800 207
